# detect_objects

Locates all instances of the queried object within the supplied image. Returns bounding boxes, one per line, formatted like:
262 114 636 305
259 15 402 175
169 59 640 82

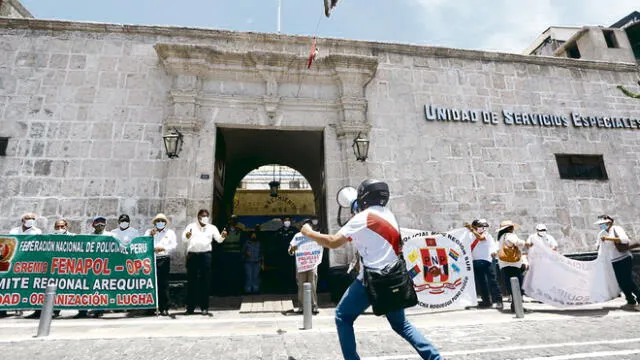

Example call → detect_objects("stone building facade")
1 17 639 273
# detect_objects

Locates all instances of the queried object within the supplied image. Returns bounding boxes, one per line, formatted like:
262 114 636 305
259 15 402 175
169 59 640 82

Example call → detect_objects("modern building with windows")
1 3 639 295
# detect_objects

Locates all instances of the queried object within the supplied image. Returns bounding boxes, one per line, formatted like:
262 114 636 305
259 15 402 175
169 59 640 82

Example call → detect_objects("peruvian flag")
420 247 449 283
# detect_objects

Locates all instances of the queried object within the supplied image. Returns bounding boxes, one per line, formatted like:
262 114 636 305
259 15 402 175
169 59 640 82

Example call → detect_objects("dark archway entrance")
211 127 327 296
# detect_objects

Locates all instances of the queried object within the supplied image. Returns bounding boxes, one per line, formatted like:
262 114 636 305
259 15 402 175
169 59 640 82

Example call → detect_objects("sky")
19 0 640 54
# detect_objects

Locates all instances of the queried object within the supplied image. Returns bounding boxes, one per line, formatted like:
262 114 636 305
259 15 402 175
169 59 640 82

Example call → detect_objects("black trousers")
473 260 503 304
612 256 640 305
156 256 171 312
186 252 211 312
501 266 524 303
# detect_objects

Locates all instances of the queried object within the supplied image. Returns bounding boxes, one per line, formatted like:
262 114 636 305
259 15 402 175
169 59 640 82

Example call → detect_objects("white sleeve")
547 235 558 248
486 234 499 253
144 229 152 236
181 224 192 243
9 228 18 235
337 212 367 239
211 226 223 244
165 230 178 252
614 226 630 244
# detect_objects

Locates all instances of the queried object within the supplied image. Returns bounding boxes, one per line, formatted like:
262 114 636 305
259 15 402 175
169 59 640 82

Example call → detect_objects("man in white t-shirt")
595 215 640 310
466 219 503 309
9 213 42 235
527 224 558 251
301 179 442 360
111 214 140 246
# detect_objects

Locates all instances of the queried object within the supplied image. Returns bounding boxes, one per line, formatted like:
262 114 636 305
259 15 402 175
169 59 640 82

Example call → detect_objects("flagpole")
277 0 281 34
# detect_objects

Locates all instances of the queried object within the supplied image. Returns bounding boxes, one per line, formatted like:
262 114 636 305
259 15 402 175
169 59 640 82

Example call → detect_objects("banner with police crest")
402 228 477 310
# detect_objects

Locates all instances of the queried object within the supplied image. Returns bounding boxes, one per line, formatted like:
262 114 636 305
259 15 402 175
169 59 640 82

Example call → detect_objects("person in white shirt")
25 219 71 319
528 224 558 251
288 216 322 314
595 215 640 310
466 219 503 309
182 209 227 315
301 179 442 360
497 220 532 314
75 216 112 319
9 213 42 235
111 214 140 246
3 213 41 318
144 213 177 316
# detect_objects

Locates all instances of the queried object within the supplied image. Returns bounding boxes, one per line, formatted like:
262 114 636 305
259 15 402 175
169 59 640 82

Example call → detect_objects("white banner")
402 228 477 310
291 234 323 273
523 236 621 307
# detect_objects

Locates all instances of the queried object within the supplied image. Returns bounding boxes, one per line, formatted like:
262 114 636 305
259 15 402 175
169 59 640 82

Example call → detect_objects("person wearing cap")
182 209 227 315
9 213 42 235
74 216 112 319
111 214 140 247
496 220 532 313
465 219 503 309
144 213 177 316
527 224 558 251
595 215 640 310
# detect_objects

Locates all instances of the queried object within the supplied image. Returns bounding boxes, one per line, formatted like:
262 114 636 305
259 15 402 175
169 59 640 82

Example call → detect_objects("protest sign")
291 233 323 273
402 228 477 310
523 236 620 307
0 235 157 310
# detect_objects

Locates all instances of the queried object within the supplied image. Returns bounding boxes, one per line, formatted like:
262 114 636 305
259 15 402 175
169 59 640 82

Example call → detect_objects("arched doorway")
210 127 327 296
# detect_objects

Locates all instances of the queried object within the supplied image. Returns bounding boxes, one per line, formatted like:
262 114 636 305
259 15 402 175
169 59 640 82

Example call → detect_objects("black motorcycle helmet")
356 179 390 209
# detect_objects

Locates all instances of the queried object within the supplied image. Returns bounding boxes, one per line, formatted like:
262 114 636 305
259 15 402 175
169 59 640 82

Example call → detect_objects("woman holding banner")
496 220 531 313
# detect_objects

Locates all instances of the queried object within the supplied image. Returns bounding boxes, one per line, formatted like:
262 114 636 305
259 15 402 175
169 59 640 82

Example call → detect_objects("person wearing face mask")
144 213 177 316
111 214 140 247
276 217 299 292
288 216 322 314
465 219 503 310
182 209 227 315
10 213 43 235
527 224 558 251
595 215 640 311
24 220 73 319
74 216 112 319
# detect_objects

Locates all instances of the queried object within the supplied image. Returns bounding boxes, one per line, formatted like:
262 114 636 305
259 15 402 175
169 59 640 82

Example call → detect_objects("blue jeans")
244 262 260 293
335 280 441 360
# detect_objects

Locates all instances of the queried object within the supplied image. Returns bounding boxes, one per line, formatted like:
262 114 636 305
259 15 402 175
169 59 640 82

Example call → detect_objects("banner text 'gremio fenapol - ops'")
0 235 157 311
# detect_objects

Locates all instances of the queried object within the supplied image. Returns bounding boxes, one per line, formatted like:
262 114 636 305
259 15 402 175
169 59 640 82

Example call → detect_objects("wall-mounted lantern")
352 132 370 162
162 129 183 159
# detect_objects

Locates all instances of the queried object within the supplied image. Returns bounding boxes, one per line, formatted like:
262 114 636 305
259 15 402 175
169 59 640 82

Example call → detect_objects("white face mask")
537 231 546 237
476 227 486 234
283 221 291 228
199 217 210 224
311 219 319 225
155 222 166 230
24 219 36 228
54 228 66 234
119 222 129 230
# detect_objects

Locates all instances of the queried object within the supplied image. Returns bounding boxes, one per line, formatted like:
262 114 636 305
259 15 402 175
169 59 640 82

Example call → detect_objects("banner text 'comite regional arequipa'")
0 235 157 310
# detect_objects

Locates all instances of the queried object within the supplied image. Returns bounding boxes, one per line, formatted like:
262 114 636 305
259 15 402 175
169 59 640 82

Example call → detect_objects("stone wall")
0 18 639 272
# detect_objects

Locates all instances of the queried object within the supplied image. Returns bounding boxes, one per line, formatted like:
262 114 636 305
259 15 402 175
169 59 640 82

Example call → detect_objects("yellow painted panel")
233 189 316 216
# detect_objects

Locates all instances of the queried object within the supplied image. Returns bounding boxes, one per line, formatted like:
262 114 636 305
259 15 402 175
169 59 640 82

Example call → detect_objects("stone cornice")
0 17 636 73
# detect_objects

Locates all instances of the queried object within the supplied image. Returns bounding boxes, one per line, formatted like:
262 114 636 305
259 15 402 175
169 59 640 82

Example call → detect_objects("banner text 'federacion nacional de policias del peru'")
0 235 157 310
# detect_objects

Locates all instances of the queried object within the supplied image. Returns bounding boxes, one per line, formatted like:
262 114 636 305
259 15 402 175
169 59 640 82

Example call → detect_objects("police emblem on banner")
0 237 18 272
402 228 477 310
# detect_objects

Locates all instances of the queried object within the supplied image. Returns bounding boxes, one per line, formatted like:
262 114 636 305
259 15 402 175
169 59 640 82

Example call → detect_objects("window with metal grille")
555 154 608 180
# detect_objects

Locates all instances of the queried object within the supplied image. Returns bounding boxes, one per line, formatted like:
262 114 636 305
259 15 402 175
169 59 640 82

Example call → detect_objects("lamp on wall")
0 137 9 156
269 165 281 197
352 132 370 162
162 128 183 159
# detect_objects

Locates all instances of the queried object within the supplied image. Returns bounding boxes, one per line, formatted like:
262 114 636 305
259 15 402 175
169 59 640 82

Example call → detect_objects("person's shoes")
92 311 104 318
621 303 637 311
312 307 319 315
494 302 504 310
24 312 40 319
0 312 8 319
73 312 88 319
477 301 492 309
294 308 303 315
184 310 195 315
201 310 212 316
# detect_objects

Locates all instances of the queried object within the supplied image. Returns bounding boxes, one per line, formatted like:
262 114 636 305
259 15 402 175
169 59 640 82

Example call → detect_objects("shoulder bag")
498 234 522 263
362 216 418 316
